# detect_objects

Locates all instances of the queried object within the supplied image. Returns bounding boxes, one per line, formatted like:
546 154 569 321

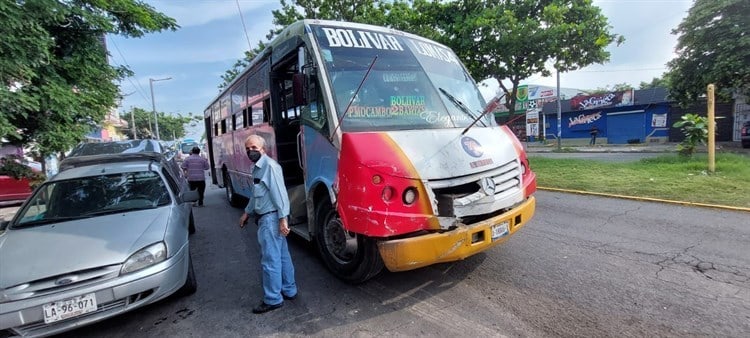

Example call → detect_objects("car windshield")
13 171 171 228
311 24 490 132
180 143 199 154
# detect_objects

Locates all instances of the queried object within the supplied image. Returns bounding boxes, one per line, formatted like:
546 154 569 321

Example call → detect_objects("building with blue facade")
540 87 674 145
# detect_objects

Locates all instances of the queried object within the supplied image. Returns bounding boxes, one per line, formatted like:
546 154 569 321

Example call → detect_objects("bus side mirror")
293 73 308 106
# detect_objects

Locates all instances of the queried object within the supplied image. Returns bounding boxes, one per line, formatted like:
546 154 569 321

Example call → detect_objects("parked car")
741 121 750 149
0 151 199 337
0 157 42 206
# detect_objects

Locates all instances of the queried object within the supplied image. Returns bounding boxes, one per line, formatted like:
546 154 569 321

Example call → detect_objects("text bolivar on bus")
203 20 536 283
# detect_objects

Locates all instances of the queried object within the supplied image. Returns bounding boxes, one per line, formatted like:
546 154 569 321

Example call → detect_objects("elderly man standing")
239 134 297 314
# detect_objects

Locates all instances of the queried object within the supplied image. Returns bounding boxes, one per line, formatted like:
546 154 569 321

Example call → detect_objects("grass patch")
528 153 750 208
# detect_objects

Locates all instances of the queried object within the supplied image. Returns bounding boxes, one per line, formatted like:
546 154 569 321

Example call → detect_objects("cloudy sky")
108 0 694 139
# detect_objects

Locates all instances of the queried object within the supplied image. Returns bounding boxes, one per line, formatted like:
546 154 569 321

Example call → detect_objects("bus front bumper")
377 196 535 272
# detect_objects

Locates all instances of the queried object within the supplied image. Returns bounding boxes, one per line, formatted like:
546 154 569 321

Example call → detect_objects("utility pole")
556 68 562 151
130 108 137 139
150 77 172 140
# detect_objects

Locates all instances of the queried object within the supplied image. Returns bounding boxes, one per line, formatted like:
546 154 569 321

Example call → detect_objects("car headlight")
121 242 167 274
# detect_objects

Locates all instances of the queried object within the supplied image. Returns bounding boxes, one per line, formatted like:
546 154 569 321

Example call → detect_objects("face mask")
247 150 262 162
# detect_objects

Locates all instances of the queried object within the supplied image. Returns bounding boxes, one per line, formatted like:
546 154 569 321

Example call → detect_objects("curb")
538 187 750 213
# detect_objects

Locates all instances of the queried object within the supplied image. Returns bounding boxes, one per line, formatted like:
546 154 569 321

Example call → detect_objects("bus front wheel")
223 171 244 208
315 202 384 284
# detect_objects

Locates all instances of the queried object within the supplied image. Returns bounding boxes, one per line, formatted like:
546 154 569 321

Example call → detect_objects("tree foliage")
415 0 621 115
666 0 750 105
639 76 670 90
121 107 199 141
0 0 178 156
219 0 621 119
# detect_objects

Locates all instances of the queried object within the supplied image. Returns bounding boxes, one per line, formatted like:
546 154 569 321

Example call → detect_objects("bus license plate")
43 293 98 324
491 221 510 240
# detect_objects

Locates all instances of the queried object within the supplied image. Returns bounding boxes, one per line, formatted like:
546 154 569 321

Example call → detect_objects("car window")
13 171 171 228
162 167 180 195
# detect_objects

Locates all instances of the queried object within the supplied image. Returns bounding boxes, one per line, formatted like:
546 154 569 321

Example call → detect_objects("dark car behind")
741 121 750 149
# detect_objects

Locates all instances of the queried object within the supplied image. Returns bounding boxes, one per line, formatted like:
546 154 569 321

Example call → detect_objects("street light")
149 77 172 140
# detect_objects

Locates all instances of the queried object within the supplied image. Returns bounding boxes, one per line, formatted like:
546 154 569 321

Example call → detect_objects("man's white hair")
245 134 266 149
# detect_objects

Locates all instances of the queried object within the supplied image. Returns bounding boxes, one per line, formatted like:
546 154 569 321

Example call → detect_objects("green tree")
418 0 622 117
639 76 670 90
0 0 177 157
591 82 634 93
122 107 198 141
666 0 750 105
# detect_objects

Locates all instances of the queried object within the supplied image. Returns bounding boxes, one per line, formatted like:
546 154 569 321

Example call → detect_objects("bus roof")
204 19 450 112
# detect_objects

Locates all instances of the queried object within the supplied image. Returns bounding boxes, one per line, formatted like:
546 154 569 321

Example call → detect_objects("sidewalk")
523 141 750 154
0 205 19 222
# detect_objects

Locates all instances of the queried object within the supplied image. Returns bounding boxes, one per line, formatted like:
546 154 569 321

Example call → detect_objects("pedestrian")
181 146 209 206
239 134 297 314
589 126 599 145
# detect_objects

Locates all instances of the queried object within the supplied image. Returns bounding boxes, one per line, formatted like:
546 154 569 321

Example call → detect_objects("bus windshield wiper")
330 56 378 141
438 88 487 129
461 93 506 135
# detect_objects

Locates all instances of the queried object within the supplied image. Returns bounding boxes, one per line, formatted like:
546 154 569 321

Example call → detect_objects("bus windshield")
311 24 491 132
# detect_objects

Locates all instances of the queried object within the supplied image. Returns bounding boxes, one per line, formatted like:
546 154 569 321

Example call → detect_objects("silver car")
0 152 198 337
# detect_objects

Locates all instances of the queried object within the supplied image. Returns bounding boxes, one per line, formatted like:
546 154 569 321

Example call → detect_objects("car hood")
0 208 170 288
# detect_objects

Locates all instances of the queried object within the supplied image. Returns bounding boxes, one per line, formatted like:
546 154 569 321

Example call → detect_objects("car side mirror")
181 190 199 203
292 73 308 106
0 220 9 231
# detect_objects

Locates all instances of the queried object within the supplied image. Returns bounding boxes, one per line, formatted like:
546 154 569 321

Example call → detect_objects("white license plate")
43 293 98 324
491 221 510 240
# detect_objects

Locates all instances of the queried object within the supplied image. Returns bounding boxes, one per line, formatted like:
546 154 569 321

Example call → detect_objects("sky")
109 0 695 140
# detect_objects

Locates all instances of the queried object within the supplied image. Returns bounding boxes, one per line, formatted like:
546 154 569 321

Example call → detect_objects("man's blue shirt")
244 154 290 219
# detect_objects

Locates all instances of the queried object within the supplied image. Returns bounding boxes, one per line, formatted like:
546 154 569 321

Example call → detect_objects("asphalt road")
52 187 749 337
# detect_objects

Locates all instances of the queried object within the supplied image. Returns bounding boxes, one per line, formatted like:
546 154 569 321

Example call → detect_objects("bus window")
251 102 264 125
220 119 227 134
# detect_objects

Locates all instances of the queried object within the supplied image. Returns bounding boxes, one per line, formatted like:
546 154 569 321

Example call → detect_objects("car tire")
176 252 197 297
315 202 383 284
188 212 196 235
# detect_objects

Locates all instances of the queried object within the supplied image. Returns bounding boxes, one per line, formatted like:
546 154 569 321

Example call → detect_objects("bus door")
270 44 307 226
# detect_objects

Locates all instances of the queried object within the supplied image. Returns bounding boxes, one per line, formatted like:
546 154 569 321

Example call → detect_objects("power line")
109 39 152 104
236 0 253 51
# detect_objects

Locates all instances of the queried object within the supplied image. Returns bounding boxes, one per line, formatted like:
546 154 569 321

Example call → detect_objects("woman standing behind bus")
182 146 209 206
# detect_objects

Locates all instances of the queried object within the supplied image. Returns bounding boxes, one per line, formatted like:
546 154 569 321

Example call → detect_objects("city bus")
203 20 536 283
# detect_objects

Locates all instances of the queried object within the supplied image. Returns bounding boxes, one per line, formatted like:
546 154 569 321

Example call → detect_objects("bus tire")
224 171 244 208
315 202 384 284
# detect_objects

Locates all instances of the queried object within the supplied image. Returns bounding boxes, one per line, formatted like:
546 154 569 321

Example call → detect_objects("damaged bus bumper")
377 196 536 272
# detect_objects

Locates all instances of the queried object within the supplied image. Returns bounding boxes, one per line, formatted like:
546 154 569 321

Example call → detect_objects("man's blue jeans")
257 212 297 305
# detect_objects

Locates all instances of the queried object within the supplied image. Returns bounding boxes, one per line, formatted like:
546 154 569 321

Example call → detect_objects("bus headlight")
403 187 417 205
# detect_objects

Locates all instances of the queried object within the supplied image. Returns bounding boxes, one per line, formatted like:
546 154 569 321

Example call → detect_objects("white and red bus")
204 20 536 283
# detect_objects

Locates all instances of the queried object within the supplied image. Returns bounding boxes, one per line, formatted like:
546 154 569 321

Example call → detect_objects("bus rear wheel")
315 202 383 284
223 171 244 208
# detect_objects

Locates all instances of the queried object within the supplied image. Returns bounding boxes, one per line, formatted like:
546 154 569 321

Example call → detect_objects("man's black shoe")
252 301 283 314
283 293 297 301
